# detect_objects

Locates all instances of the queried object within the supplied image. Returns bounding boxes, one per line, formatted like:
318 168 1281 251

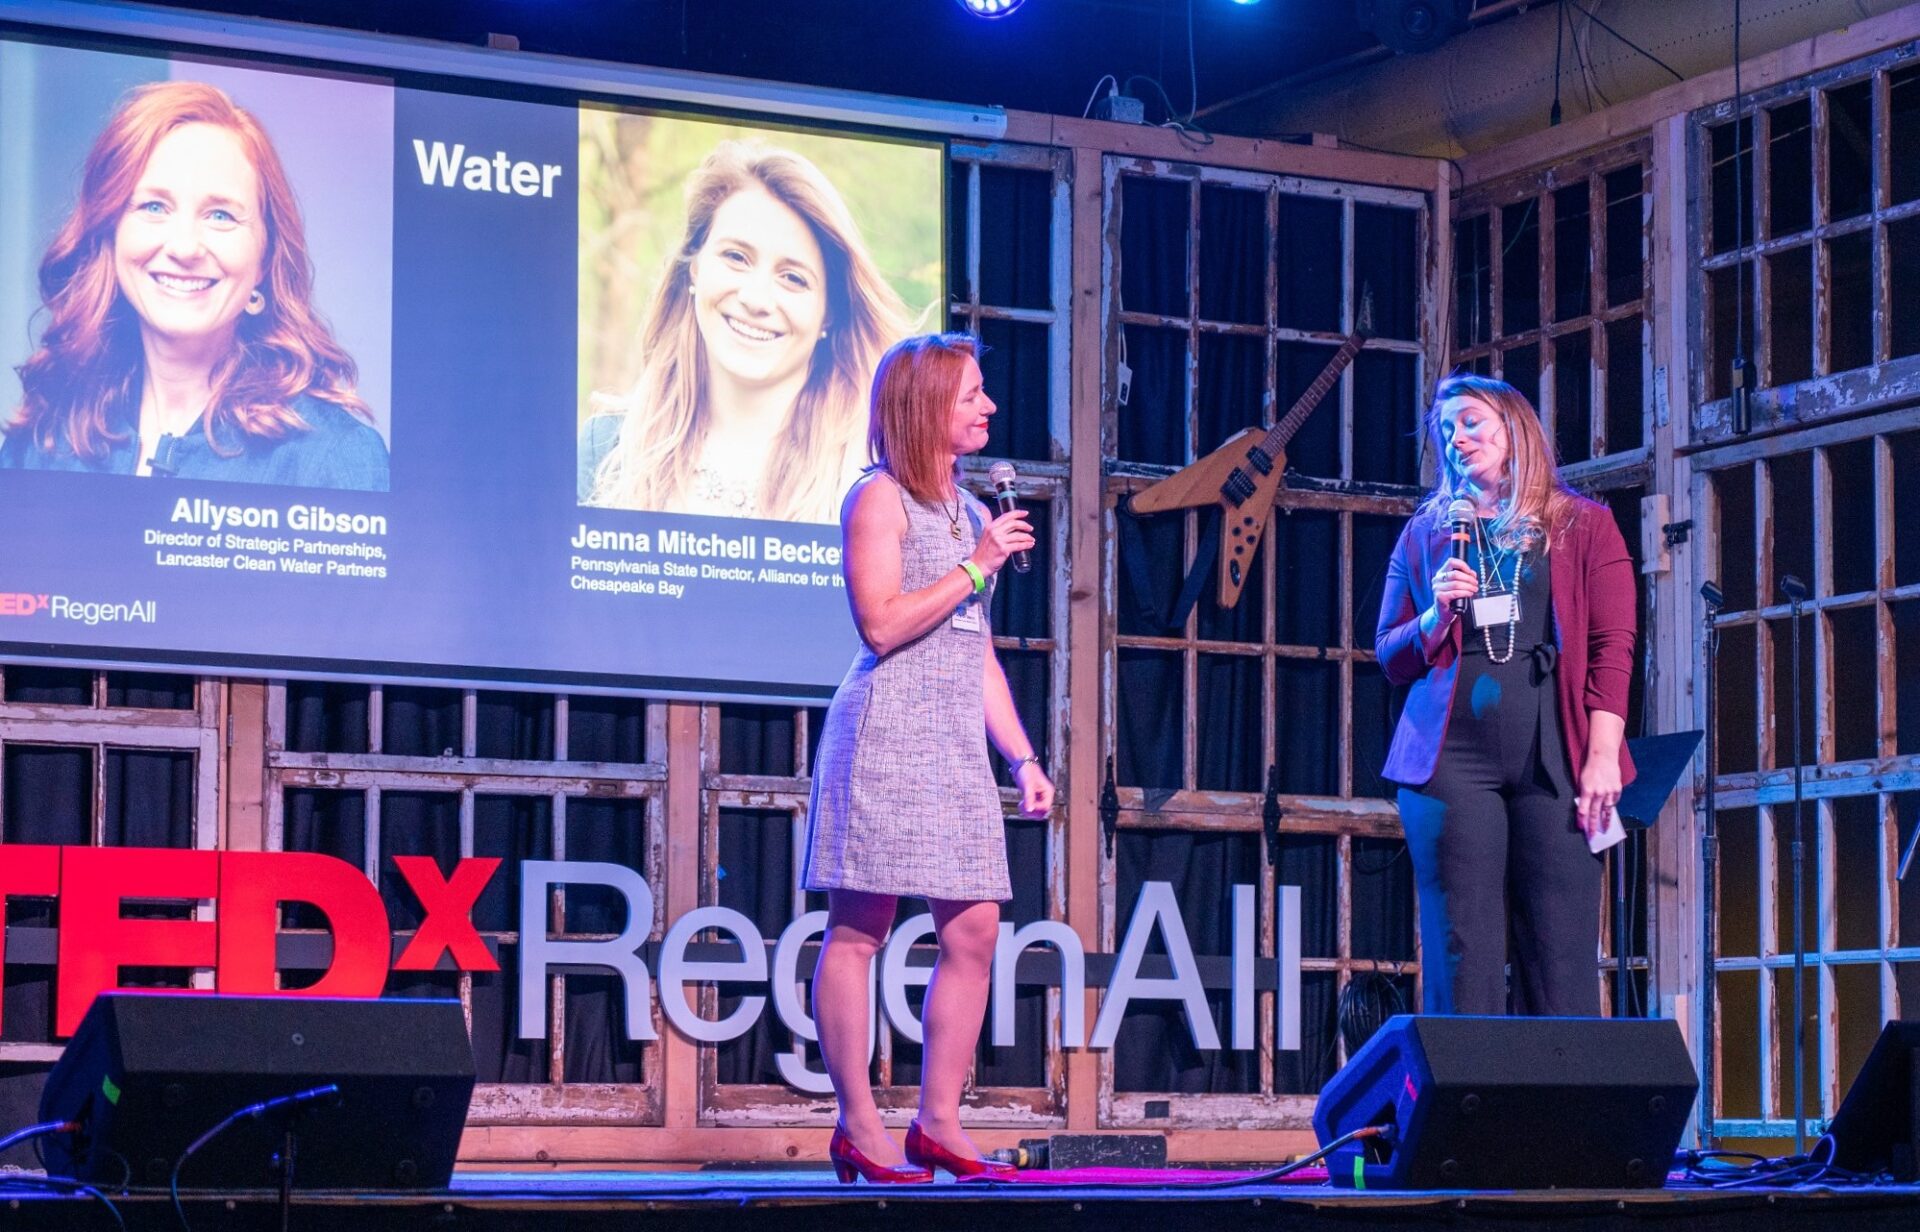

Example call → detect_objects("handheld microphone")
987 461 1030 574
1445 498 1475 614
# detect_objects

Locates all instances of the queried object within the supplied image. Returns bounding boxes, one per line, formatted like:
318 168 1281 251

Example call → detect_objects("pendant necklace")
1472 517 1523 664
943 487 964 541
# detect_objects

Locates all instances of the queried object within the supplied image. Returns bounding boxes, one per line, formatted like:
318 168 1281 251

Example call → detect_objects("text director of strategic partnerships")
1 81 389 491
578 140 912 523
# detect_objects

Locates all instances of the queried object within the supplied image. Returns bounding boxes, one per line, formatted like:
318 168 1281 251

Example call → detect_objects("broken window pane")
1769 451 1815 601
1767 98 1814 237
1827 80 1875 223
1501 341 1540 410
1766 244 1813 387
1454 212 1492 350
1554 329 1594 464
1707 261 1756 401
1121 175 1192 318
1710 115 1755 254
1890 217 1920 359
1892 64 1920 205
1827 229 1875 373
1767 614 1816 772
1553 184 1591 322
978 165 1054 312
1502 198 1541 334
1605 315 1645 453
1355 203 1420 342
1717 623 1759 775
1200 185 1266 326
1895 433 1920 587
1277 194 1342 333
1714 462 1758 613
1604 164 1645 308
1827 438 1879 596
1829 607 1879 762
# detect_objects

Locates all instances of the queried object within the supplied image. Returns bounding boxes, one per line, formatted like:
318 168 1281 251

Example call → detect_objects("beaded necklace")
1472 516 1524 664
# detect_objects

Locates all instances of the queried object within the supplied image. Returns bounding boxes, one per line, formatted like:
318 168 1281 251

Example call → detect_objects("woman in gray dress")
803 332 1054 1183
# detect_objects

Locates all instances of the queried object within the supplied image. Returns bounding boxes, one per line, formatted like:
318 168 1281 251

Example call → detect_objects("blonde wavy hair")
585 141 911 522
1418 373 1577 551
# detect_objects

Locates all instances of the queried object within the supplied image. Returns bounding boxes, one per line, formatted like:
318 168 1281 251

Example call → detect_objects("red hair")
867 333 978 504
11 81 368 461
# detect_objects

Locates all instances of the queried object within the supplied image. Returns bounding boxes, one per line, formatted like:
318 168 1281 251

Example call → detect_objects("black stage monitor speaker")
1313 1015 1698 1190
1828 1019 1920 1181
40 993 475 1190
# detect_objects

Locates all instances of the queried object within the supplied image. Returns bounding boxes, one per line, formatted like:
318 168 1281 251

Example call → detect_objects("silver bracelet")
1007 754 1042 777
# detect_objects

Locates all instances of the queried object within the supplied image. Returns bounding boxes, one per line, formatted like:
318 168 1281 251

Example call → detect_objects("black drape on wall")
1113 830 1260 1094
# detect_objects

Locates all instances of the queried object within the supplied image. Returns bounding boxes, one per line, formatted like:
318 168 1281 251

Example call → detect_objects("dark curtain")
1273 836 1338 1094
714 805 799 1086
1113 831 1260 1093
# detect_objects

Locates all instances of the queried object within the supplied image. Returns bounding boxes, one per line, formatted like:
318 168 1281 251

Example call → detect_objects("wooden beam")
225 681 267 852
1647 113 1704 1102
1459 2 1920 188
1065 144 1106 1132
1000 111 1440 192
662 701 702 1130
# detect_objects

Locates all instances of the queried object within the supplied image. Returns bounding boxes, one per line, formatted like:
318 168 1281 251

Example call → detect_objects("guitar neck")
1259 332 1366 458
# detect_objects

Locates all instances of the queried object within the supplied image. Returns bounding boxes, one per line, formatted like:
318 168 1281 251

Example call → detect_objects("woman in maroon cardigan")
1376 374 1636 1016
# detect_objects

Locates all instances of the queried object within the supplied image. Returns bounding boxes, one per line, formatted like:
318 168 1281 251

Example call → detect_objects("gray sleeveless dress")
801 475 1011 902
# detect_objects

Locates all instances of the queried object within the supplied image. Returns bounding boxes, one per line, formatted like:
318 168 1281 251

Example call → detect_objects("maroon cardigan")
1375 495 1638 789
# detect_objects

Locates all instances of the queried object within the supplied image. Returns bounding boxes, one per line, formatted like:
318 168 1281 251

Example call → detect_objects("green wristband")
960 561 986 593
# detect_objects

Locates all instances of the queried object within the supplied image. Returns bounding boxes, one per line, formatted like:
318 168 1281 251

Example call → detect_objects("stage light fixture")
956 0 1027 17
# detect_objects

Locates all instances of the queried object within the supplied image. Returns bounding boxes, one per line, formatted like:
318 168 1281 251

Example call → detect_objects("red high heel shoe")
904 1120 1018 1180
828 1125 932 1184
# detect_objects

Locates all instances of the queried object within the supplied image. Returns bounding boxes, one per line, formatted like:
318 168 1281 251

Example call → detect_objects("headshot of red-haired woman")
1375 373 1637 1018
1 80 388 490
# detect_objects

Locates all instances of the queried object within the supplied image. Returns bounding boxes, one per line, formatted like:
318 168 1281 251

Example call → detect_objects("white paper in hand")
1586 806 1628 854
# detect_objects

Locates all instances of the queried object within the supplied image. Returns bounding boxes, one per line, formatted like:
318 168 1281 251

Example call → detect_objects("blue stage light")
955 0 1027 17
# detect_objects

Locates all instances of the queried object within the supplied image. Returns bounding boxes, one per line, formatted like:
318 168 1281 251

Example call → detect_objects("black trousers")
1396 647 1602 1017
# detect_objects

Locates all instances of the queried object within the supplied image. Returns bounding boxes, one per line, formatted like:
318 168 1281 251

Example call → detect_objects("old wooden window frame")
1692 42 1920 443
263 682 670 1124
1693 412 1920 1141
1100 155 1428 1129
0 669 222 1065
1452 137 1655 489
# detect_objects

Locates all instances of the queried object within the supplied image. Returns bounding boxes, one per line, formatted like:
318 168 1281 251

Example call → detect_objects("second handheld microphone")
987 461 1031 574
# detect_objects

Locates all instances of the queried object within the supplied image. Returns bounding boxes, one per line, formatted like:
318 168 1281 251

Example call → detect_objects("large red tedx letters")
0 846 499 1036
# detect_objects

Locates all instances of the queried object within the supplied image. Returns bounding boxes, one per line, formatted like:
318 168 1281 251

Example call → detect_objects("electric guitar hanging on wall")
1127 298 1372 609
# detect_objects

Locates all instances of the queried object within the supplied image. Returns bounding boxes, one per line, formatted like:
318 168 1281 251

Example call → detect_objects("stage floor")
9 1167 1920 1231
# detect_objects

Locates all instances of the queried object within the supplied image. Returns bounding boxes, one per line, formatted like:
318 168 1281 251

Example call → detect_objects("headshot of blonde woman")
579 140 912 523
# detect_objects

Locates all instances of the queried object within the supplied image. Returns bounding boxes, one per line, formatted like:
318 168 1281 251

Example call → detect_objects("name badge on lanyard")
1470 592 1517 628
952 602 984 632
